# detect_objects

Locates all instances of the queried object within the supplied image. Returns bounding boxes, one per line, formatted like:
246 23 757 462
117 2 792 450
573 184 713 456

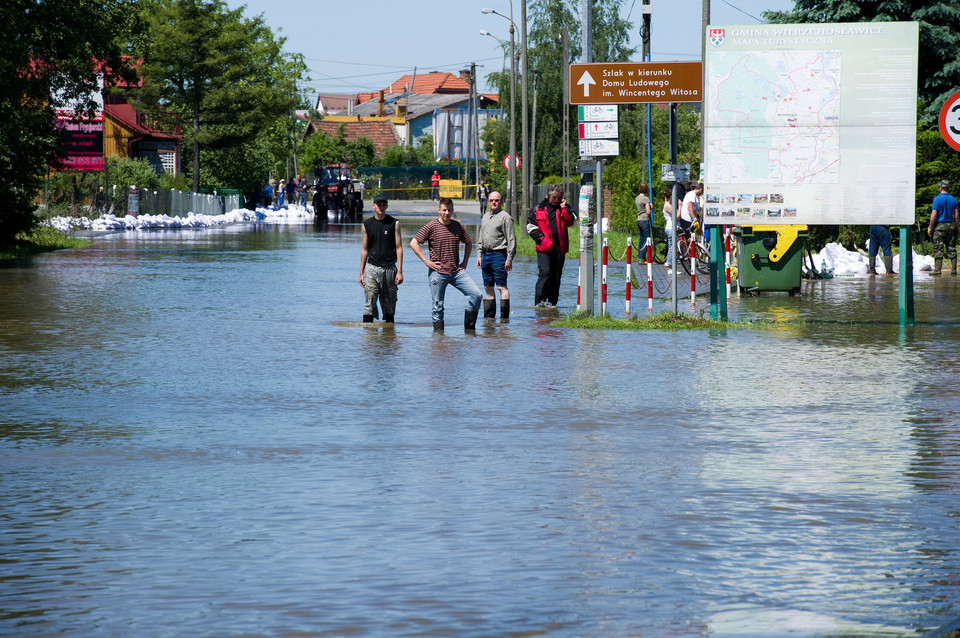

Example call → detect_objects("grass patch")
551 310 756 331
0 226 92 263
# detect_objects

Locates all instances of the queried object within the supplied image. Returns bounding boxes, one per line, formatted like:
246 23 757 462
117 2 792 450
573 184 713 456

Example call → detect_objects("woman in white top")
662 187 675 270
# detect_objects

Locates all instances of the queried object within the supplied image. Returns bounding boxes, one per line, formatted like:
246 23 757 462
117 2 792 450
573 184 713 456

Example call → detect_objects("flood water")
2 218 960 637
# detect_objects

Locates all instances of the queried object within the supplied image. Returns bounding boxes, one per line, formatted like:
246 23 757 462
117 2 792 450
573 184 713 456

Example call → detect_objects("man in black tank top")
359 195 404 322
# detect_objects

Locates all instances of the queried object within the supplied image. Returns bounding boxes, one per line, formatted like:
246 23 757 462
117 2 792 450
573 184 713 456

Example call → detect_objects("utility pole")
578 0 595 315
642 0 652 191
465 64 474 201
701 0 709 180
508 15 517 220
520 0 529 214
562 26 570 194
530 69 540 200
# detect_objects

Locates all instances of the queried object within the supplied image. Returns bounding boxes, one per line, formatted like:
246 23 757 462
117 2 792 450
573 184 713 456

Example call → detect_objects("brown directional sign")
569 62 703 105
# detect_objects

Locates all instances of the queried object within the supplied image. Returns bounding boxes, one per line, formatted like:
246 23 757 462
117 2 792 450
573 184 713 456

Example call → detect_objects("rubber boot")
362 314 374 323
952 257 957 276
868 255 876 276
483 299 496 319
433 320 444 331
933 257 942 276
500 299 510 322
464 309 478 331
883 255 895 276
383 313 394 323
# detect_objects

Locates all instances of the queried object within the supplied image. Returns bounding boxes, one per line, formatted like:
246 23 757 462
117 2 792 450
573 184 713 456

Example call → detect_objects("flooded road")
2 219 959 637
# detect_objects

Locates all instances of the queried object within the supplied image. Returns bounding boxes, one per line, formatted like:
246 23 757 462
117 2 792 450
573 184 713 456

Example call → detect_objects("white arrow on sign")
577 71 596 97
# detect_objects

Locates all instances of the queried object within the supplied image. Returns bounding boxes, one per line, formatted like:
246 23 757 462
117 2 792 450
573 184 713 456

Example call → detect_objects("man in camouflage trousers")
927 179 959 276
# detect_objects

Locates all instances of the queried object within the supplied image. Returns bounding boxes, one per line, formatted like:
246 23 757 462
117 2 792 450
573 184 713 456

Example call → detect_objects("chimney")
460 69 472 82
377 90 385 117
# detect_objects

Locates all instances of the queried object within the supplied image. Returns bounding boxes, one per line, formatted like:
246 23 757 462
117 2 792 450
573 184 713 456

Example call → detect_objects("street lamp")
482 7 518 220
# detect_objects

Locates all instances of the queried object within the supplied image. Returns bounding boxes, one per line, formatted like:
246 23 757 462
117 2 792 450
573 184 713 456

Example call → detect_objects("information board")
702 22 918 225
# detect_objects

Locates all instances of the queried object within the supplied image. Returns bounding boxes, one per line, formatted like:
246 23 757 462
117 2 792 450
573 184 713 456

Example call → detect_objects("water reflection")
2 224 960 636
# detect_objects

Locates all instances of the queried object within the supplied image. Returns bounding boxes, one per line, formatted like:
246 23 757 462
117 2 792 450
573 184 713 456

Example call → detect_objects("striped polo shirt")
414 219 470 274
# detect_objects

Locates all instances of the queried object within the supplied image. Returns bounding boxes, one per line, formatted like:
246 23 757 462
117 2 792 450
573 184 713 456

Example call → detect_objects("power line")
718 0 763 22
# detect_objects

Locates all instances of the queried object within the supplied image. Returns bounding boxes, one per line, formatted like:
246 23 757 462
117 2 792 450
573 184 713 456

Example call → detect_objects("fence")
99 187 242 218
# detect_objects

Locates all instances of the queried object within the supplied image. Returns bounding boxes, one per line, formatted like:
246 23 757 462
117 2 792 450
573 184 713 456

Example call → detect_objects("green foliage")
107 157 164 192
0 0 141 243
0 226 92 263
301 124 379 169
137 0 304 192
916 117 960 226
763 0 960 122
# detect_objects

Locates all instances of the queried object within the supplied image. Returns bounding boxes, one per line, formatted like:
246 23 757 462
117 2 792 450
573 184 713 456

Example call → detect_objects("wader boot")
952 258 958 276
883 255 894 276
433 320 444 331
932 257 942 276
868 255 877 276
362 314 374 323
464 309 478 331
383 313 394 323
483 299 497 319
500 299 510 322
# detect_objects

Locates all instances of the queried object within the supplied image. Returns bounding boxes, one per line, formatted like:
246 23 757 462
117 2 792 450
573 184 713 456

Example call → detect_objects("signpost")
661 164 691 182
569 62 703 105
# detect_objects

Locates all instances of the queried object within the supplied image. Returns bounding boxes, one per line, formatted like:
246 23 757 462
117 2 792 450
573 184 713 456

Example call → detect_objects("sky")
224 0 795 101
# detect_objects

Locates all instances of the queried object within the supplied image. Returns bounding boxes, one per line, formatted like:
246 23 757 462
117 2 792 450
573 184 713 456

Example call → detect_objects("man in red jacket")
526 184 575 307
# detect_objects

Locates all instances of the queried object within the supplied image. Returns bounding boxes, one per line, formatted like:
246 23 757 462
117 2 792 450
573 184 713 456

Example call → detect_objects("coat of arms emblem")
709 28 725 47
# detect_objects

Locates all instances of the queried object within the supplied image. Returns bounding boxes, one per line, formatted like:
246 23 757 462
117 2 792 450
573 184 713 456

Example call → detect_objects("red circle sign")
939 90 960 152
502 154 521 170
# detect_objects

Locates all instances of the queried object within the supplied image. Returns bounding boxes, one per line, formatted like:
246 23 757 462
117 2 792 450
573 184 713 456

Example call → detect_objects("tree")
300 125 377 169
0 0 139 243
763 0 960 121
137 0 303 192
485 0 636 188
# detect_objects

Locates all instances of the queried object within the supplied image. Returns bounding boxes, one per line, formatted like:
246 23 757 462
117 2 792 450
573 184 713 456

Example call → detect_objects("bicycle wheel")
651 238 667 264
695 241 711 274
676 236 692 275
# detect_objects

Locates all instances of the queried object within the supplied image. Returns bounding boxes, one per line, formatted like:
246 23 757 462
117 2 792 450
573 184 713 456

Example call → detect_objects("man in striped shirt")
410 198 483 331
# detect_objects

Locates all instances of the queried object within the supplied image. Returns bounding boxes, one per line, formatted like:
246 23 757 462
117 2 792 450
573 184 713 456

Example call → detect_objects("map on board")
707 50 841 185
702 22 919 226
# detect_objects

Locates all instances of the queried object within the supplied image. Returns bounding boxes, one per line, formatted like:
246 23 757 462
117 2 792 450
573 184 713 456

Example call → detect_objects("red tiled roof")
312 120 398 155
385 72 469 95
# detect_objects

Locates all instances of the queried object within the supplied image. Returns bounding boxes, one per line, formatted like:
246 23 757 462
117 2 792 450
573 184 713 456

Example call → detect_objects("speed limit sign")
502 154 521 170
939 90 960 152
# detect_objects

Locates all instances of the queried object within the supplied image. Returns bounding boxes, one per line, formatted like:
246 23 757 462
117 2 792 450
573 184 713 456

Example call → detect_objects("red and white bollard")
724 226 732 298
576 256 582 311
646 237 654 312
601 238 608 316
625 238 632 315
690 239 697 306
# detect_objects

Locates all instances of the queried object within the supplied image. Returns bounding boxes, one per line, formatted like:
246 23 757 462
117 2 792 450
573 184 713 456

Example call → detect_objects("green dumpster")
735 225 808 294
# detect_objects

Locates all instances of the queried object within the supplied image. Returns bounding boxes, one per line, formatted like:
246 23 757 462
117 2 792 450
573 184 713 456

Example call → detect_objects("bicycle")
675 224 710 276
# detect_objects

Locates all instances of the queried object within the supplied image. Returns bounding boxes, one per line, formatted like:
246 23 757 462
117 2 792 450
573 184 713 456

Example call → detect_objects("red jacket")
527 199 574 254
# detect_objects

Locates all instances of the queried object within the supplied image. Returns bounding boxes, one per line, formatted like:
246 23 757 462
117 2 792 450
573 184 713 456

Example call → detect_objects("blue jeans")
428 269 482 322
665 228 675 267
868 225 892 258
480 250 508 288
636 219 651 260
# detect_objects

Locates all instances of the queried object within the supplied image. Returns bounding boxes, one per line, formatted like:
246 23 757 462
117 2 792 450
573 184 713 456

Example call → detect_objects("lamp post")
482 7 518 220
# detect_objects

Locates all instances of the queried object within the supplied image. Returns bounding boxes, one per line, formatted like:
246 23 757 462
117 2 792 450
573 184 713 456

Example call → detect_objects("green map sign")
703 22 919 226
